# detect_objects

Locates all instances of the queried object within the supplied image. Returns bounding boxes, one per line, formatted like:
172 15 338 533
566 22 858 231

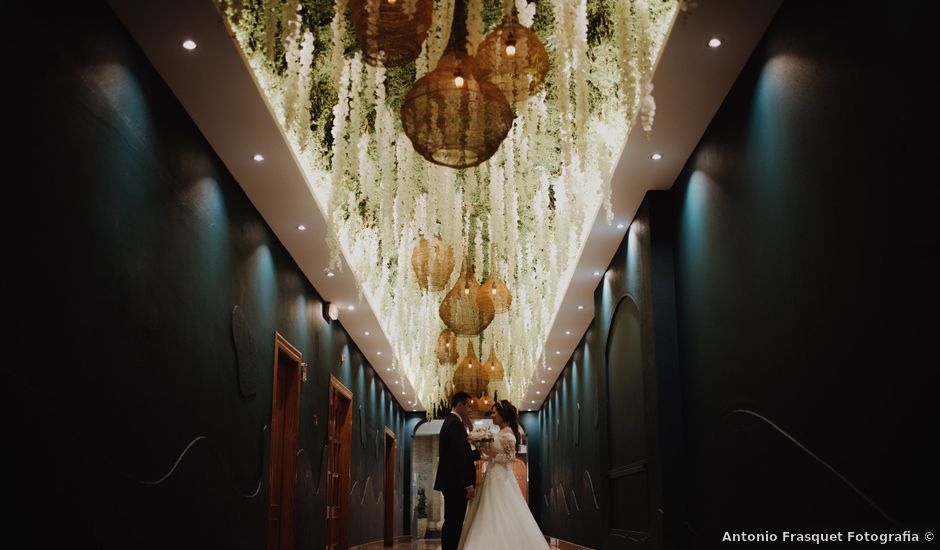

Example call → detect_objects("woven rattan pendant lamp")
436 328 459 364
350 0 433 67
412 235 455 291
453 340 485 396
400 0 514 168
480 244 512 313
439 252 495 336
482 344 505 382
475 4 549 104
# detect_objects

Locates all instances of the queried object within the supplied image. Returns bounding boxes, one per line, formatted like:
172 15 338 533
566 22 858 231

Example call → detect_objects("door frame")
327 375 353 550
268 333 303 550
383 427 397 546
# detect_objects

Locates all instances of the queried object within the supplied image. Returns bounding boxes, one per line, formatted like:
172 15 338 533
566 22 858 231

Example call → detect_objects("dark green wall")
519 411 542 524
671 0 938 541
539 199 681 549
540 1 939 548
8 3 410 548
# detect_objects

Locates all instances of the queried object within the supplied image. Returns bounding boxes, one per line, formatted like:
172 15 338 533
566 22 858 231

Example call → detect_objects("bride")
457 400 550 550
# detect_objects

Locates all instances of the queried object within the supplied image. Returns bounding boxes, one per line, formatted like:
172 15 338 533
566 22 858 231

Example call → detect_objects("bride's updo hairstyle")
493 400 521 451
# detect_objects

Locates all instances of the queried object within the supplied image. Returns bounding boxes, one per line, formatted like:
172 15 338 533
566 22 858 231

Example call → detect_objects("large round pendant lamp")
400 0 513 168
439 253 495 336
350 0 434 67
475 7 549 103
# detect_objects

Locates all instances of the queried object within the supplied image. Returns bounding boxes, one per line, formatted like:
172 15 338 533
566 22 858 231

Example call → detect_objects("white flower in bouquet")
468 427 495 446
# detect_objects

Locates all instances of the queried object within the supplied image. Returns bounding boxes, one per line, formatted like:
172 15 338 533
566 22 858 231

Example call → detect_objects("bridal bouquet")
468 427 495 446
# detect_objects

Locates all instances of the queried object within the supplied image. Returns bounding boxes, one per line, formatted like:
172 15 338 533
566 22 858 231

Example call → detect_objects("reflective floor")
354 538 591 549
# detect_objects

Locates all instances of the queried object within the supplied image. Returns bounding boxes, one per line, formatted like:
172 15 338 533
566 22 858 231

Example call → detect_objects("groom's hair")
451 392 472 409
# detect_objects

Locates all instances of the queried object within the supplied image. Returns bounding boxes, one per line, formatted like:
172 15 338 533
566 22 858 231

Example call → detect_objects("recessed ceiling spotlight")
536 391 541 394
708 37 722 48
386 367 392 371
297 224 306 231
555 351 561 355
650 153 663 160
402 391 406 395
347 305 355 311
565 330 571 335
531 400 536 404
182 39 197 50
548 367 553 371
253 154 265 162
616 223 625 229
394 380 399 384
541 380 546 383
577 305 584 310
327 271 335 277
593 271 601 276
376 351 382 355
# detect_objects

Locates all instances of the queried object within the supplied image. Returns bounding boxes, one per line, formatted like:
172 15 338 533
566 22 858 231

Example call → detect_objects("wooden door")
268 334 302 550
383 428 396 546
326 376 353 550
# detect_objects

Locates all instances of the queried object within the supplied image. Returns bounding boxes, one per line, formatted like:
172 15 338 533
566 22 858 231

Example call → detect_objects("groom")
434 391 480 550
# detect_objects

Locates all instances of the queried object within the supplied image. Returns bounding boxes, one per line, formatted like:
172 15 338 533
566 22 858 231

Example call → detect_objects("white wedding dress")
457 428 550 550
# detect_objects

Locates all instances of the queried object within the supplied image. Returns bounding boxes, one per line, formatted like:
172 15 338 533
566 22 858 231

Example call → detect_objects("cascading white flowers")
220 0 678 416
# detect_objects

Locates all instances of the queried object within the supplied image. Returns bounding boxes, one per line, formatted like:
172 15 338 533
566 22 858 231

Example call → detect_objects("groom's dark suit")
434 412 480 550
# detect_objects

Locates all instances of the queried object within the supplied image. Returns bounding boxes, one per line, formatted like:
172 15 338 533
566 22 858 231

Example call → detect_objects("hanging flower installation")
219 0 680 416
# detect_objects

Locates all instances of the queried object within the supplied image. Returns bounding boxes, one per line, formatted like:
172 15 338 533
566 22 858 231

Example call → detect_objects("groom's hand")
465 486 476 501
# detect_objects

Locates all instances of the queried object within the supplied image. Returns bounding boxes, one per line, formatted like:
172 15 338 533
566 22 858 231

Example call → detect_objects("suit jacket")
433 412 480 493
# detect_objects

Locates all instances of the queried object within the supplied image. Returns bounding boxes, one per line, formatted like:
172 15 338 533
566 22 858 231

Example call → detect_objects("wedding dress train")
457 429 550 550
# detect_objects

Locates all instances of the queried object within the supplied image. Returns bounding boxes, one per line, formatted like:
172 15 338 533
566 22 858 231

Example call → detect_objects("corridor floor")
355 538 591 549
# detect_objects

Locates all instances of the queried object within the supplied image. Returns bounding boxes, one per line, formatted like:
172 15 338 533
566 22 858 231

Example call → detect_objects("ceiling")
109 0 781 412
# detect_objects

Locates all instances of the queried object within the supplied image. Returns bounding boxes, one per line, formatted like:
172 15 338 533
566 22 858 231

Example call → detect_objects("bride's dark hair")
493 400 521 452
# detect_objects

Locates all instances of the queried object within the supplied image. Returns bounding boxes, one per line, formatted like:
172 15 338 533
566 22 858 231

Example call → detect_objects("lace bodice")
489 429 517 464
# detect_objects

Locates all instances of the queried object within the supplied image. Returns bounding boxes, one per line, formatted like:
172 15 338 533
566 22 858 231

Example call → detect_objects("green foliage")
481 0 504 30
308 74 336 153
385 61 417 115
587 0 615 48
415 487 429 518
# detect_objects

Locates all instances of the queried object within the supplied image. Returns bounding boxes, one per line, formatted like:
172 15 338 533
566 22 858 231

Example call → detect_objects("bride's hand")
481 441 498 457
